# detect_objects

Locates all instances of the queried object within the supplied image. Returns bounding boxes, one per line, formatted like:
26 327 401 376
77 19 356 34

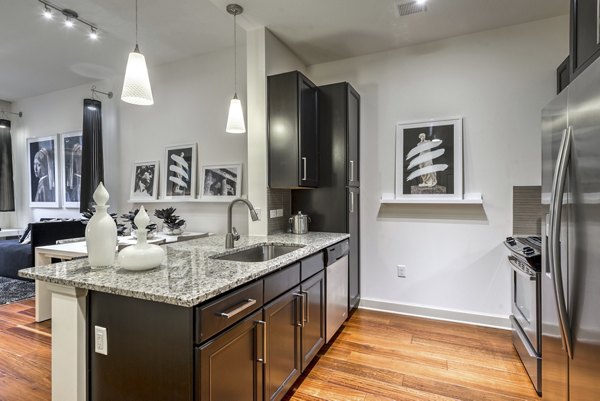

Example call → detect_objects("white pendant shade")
226 96 246 134
121 48 154 106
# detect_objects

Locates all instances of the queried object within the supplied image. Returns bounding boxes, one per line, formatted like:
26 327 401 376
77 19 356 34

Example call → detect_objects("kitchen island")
19 232 349 401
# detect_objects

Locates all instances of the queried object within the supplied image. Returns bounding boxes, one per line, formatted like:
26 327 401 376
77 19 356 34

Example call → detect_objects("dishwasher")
326 240 350 342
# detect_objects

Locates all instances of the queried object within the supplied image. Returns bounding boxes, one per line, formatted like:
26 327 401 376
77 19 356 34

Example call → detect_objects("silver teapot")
289 211 311 234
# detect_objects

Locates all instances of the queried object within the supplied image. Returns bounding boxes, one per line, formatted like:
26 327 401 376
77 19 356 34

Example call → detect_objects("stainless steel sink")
212 244 304 262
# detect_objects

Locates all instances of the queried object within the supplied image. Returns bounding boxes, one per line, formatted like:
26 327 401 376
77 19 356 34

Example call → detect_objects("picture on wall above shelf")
395 117 463 200
163 143 197 200
130 160 159 201
199 163 242 202
27 135 59 208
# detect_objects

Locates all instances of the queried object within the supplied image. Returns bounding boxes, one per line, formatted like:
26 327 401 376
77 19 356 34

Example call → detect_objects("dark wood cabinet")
197 310 264 401
268 71 319 188
300 271 325 372
263 286 302 401
348 187 360 311
347 85 360 187
557 56 570 94
570 0 600 78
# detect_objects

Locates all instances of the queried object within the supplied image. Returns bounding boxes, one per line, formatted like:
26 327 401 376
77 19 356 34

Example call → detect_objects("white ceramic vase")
86 182 117 267
118 206 165 271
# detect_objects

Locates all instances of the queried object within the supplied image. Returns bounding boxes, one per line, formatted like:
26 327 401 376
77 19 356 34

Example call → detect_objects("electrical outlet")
269 209 277 219
397 265 407 278
95 326 108 355
276 209 284 217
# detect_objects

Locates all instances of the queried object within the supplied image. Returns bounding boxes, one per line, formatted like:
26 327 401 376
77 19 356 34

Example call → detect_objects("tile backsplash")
267 188 291 234
513 186 542 235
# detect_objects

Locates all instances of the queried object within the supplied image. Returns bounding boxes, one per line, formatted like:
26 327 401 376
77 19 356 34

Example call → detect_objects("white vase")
86 182 117 267
118 206 165 271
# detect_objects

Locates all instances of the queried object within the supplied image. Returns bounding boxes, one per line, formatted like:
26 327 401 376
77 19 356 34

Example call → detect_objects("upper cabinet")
268 71 319 188
570 0 600 78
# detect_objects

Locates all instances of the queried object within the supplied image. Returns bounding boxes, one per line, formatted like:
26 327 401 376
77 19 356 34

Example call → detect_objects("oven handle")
548 126 573 359
508 256 536 281
510 315 540 359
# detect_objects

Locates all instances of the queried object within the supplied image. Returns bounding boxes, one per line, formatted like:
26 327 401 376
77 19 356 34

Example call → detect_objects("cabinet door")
300 271 325 371
347 85 360 187
348 187 361 310
571 0 600 76
197 310 264 401
298 75 319 187
264 286 302 401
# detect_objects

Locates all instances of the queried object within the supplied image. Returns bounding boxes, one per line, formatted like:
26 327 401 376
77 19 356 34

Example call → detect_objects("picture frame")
163 143 197 199
130 160 159 201
200 163 242 202
395 117 463 200
27 135 60 208
60 131 83 208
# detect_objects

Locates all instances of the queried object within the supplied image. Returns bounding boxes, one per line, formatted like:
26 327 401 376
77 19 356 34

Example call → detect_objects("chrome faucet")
226 198 259 249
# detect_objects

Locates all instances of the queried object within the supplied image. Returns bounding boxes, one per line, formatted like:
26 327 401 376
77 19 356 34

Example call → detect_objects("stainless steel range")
504 235 542 396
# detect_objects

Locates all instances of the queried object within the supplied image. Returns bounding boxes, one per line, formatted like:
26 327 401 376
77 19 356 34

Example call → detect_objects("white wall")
308 16 568 324
10 46 249 235
265 29 307 76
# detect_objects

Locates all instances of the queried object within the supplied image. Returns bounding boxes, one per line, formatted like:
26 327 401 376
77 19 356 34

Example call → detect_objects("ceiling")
0 0 568 102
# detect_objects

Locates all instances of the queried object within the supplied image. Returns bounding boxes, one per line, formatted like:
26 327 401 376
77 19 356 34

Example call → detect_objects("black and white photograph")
200 163 242 201
395 117 463 199
27 135 59 208
60 131 82 208
130 161 159 200
164 143 196 198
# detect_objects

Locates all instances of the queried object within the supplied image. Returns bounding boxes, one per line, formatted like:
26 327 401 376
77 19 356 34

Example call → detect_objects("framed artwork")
200 163 242 201
395 117 463 200
27 135 59 208
60 131 83 208
164 143 196 199
130 161 159 201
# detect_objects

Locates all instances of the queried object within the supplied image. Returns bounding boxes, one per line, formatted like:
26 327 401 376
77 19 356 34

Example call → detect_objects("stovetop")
504 235 542 271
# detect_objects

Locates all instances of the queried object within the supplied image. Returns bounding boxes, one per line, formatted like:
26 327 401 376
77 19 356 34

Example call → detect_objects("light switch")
276 209 284 217
270 209 277 219
95 326 108 355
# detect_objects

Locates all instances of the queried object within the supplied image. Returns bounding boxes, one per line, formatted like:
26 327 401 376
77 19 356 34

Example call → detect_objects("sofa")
0 220 87 280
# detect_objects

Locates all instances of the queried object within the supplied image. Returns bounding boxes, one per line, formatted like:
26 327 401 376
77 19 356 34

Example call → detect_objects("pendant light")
121 0 154 106
225 4 246 134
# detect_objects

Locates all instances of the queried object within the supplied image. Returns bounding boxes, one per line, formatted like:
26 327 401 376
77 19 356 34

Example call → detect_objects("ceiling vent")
395 0 428 17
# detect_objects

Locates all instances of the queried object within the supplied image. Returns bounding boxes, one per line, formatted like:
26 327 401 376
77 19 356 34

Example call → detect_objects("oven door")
509 255 540 351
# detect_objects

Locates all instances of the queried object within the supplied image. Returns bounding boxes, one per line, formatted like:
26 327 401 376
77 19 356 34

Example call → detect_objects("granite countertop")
19 232 349 307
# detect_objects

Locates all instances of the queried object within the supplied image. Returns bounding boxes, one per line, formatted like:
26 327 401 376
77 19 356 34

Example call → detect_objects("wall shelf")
127 197 244 204
380 193 483 205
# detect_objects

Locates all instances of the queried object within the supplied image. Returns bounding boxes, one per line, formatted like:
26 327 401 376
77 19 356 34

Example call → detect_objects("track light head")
62 9 78 28
89 27 98 40
43 5 52 19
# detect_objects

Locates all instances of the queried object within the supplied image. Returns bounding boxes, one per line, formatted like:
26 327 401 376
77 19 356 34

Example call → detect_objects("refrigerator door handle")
548 126 573 359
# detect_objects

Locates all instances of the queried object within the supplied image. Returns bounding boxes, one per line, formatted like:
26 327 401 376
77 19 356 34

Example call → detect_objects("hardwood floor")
0 298 51 401
0 300 537 401
284 309 539 401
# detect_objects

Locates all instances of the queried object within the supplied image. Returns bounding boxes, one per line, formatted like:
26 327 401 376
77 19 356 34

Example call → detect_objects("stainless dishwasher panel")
326 255 348 342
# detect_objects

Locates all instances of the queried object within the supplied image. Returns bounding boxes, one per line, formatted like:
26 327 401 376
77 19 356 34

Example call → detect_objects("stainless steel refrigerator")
541 56 600 400
292 82 361 311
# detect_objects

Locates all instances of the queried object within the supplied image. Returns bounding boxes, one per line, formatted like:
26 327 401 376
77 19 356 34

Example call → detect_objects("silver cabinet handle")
548 126 573 359
510 316 540 359
302 157 307 181
508 256 536 281
257 320 267 364
349 160 354 182
218 298 256 319
301 290 309 324
350 192 355 213
597 0 600 45
294 293 305 327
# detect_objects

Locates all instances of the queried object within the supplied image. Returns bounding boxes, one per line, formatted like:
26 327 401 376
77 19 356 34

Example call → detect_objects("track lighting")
38 1 100 40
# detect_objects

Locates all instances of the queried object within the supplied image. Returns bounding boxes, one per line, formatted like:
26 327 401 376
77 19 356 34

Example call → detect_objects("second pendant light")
122 0 154 106
225 4 246 134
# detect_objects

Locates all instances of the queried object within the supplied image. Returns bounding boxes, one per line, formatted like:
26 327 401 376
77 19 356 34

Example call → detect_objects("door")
197 310 264 401
347 84 360 187
564 55 600 401
348 187 360 310
541 89 569 401
300 271 325 371
263 286 302 401
298 75 319 187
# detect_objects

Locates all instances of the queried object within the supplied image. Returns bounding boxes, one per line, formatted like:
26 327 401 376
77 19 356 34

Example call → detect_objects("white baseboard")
358 298 511 330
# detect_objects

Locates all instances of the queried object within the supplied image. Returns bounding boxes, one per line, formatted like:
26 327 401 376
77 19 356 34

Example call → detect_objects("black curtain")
0 119 15 212
80 99 104 212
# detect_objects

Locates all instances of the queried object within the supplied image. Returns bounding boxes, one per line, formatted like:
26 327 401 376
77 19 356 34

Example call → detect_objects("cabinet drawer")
195 280 263 344
301 252 324 281
264 263 301 303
